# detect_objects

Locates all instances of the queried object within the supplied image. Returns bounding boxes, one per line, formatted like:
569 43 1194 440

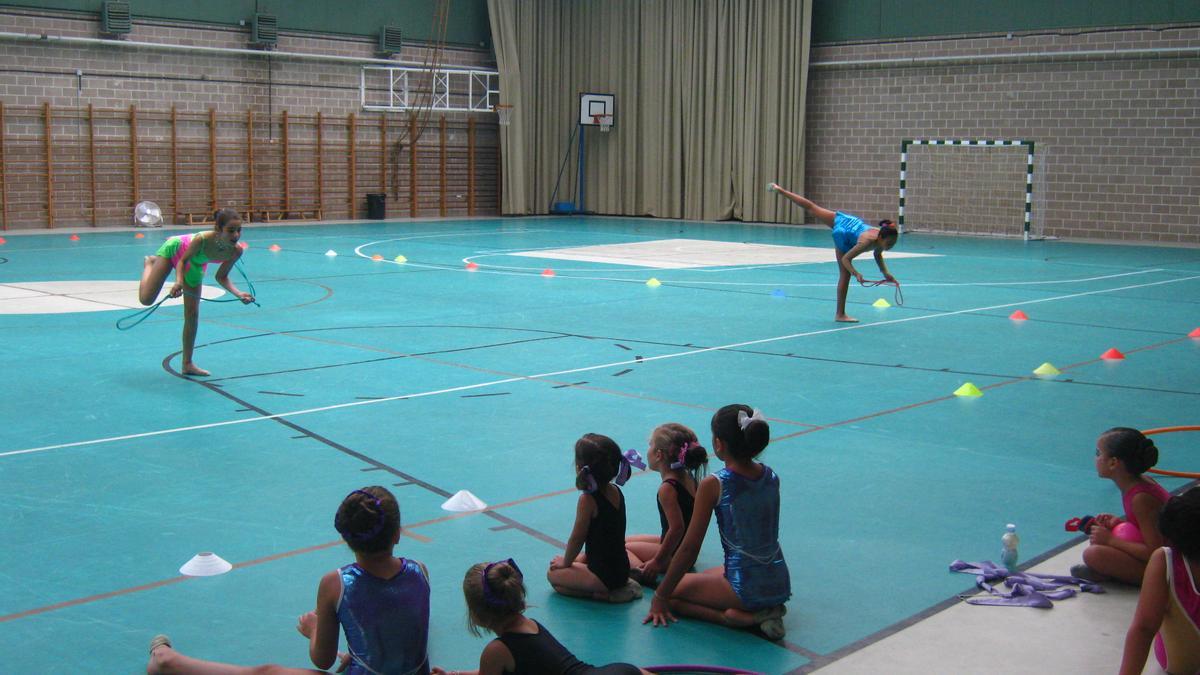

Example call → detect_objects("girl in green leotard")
137 208 254 376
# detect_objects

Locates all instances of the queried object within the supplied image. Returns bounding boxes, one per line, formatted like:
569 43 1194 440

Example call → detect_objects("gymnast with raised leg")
769 184 899 322
138 208 254 376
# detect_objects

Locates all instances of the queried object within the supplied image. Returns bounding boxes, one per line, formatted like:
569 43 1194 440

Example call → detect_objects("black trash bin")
367 193 386 220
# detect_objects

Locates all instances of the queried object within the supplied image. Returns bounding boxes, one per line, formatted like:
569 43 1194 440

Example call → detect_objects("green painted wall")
813 0 1200 43
3 0 492 46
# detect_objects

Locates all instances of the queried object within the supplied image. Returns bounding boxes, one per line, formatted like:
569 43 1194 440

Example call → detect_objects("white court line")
3 272 1197 460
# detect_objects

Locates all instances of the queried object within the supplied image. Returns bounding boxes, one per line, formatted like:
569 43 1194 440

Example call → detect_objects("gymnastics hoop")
1140 426 1200 480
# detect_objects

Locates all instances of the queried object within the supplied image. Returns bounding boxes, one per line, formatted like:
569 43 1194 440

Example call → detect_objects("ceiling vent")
378 26 403 56
101 1 132 37
251 13 278 47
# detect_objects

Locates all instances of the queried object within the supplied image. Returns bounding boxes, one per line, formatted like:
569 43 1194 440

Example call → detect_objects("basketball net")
593 114 612 133
494 104 513 126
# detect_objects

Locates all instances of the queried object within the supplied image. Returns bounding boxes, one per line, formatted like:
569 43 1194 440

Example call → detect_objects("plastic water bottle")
1001 523 1020 569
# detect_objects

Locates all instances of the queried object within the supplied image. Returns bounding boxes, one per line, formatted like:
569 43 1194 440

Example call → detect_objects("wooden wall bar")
0 103 499 228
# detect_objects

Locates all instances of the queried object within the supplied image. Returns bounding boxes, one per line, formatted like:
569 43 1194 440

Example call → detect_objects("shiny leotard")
714 464 791 610
336 559 431 675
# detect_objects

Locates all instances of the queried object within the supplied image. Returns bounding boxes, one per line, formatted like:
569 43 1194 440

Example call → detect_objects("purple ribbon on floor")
949 560 1104 608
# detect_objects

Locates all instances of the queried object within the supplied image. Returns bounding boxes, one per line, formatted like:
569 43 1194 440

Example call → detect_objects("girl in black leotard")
547 433 643 603
626 423 709 585
430 559 649 675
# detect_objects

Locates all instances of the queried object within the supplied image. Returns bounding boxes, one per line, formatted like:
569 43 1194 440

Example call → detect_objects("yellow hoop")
1141 426 1200 479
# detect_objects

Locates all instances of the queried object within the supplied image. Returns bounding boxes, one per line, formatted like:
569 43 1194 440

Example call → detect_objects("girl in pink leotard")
1073 427 1170 585
1119 487 1200 675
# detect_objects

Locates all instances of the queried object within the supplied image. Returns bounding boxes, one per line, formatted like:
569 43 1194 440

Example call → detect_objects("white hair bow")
737 408 765 430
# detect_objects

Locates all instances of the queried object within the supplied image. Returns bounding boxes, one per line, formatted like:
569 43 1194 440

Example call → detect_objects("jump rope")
858 277 904 306
116 260 259 331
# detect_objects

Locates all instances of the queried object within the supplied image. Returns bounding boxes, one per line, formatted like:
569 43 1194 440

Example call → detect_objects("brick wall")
0 8 500 229
806 26 1200 243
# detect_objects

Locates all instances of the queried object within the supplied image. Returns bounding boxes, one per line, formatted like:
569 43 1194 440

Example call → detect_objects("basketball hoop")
494 103 513 126
593 114 612 133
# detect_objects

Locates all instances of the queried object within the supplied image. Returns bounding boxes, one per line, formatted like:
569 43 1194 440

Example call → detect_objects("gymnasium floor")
0 216 1197 674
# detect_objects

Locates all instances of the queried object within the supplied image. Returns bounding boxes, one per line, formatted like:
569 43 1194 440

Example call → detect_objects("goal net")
899 139 1042 240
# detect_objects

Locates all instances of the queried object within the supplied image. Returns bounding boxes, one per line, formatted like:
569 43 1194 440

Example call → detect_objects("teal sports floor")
1 216 1198 673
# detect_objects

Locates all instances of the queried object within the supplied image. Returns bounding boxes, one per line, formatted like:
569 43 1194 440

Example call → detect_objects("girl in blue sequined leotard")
147 487 431 675
644 404 791 641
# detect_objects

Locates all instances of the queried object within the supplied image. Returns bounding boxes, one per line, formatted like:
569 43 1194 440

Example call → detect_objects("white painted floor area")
812 541 1165 675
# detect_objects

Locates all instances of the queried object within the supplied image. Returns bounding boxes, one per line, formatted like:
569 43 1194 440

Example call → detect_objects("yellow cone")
646 278 661 287
1033 362 1061 376
954 382 983 397
873 298 891 308
393 255 407 263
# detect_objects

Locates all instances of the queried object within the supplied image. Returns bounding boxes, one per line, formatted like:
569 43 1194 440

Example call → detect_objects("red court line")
0 485 587 624
3 338 1185 624
772 336 1187 443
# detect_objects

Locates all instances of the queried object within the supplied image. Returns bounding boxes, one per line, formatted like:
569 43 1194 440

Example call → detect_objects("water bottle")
1000 523 1020 569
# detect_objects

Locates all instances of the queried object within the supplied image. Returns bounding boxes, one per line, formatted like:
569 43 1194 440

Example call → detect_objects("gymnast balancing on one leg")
137 208 254 376
769 184 899 323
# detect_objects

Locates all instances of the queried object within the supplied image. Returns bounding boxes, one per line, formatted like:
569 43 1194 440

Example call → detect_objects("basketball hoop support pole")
575 121 587 214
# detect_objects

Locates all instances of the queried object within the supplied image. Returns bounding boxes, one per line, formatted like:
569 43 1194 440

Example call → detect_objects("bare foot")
182 364 210 377
147 635 173 674
835 314 859 323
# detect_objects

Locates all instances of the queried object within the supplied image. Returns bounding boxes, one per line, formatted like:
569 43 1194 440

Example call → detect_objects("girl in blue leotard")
644 404 791 641
147 486 432 675
770 184 899 323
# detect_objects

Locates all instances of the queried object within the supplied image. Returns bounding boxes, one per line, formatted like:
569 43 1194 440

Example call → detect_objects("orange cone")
465 262 479 271
238 241 248 249
134 232 145 239
371 254 383 261
1009 310 1028 321
541 269 555 277
69 234 80 241
0 236 6 245
268 244 281 252
1100 348 1125 360
1189 327 1200 338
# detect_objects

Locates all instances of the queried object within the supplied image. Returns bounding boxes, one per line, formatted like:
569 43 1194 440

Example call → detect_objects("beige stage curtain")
486 0 810 223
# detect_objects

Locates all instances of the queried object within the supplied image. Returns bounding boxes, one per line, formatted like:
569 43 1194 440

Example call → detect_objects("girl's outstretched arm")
840 240 872 282
213 248 254 304
1118 548 1168 675
551 493 593 569
873 249 895 281
645 475 719 627
299 570 342 670
642 482 687 580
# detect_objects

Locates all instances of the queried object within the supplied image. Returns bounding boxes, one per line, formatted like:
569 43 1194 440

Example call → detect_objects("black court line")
461 392 511 398
290 434 309 439
552 381 588 389
660 280 1191 337
196 321 1200 398
206 333 571 383
164 353 566 550
259 390 305 397
355 396 386 400
614 343 632 350
786 478 1200 674
612 368 633 377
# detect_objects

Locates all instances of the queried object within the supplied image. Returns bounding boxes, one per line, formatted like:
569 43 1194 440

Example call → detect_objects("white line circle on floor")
0 280 226 314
